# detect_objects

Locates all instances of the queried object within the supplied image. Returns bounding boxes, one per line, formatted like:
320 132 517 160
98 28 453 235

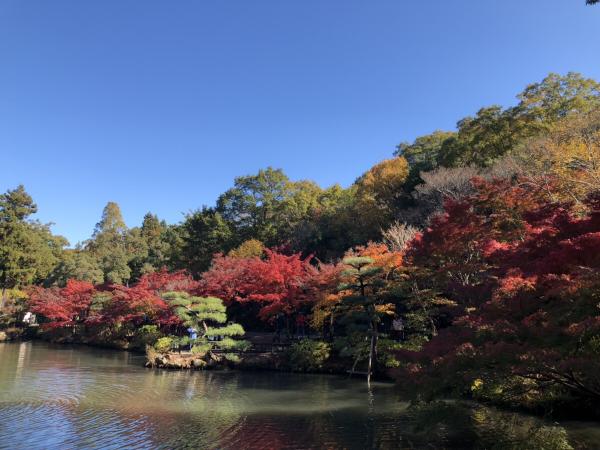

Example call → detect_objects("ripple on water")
0 342 598 450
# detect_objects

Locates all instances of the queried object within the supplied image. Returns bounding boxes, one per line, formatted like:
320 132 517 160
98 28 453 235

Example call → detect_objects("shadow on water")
0 342 598 449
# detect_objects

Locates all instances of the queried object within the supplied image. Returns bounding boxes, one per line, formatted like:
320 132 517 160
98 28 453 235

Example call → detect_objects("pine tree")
163 291 248 362
87 202 131 284
337 257 386 384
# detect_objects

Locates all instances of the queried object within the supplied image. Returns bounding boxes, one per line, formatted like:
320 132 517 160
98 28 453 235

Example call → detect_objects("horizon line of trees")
3 71 599 294
2 71 600 414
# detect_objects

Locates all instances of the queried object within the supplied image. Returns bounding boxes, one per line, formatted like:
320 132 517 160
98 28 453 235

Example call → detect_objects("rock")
192 359 206 369
0 331 7 342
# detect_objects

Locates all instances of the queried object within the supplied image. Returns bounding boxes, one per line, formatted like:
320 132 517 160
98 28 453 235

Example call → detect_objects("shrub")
154 336 175 353
134 324 162 348
287 339 331 371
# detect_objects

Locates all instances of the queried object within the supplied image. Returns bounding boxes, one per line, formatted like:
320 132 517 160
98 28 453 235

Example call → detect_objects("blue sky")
1 0 599 245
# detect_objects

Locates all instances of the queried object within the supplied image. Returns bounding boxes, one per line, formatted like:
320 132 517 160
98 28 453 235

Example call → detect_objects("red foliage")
92 284 169 326
397 180 600 400
135 268 199 294
29 280 96 329
199 249 317 319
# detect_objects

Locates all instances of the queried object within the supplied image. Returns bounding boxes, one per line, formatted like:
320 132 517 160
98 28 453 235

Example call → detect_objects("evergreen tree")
172 207 232 276
87 201 131 284
163 291 248 362
0 185 66 307
337 256 387 383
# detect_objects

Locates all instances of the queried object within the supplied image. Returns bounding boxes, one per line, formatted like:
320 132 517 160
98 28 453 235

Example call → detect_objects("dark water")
0 342 598 449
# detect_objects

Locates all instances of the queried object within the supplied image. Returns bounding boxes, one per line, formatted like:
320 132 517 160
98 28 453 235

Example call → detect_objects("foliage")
0 185 67 306
86 202 131 284
200 249 316 320
227 239 265 258
162 291 247 360
287 339 331 371
154 336 176 353
395 179 600 412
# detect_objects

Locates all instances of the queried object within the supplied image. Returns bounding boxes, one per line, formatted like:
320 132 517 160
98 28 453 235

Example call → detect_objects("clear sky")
1 0 599 245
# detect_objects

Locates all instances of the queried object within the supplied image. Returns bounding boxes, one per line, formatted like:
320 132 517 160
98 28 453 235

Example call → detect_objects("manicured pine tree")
163 291 248 362
337 256 386 384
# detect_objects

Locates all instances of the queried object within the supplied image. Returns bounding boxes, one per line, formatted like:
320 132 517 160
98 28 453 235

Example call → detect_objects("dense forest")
2 72 600 417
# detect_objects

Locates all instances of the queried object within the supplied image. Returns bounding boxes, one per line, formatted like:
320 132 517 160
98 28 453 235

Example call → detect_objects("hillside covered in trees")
2 72 600 417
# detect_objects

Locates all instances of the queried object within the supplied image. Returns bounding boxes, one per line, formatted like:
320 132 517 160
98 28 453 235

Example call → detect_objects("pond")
0 342 598 449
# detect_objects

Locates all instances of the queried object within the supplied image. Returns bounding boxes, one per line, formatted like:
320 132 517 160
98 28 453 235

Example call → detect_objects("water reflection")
0 342 597 449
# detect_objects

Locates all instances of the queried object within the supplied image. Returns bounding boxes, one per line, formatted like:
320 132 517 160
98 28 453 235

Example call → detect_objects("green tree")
172 207 232 276
48 250 104 287
216 167 324 248
0 185 67 306
164 291 248 362
397 73 600 172
337 256 389 383
86 201 131 284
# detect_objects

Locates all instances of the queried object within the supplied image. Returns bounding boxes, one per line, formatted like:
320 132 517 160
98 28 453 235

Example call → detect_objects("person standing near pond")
187 326 198 349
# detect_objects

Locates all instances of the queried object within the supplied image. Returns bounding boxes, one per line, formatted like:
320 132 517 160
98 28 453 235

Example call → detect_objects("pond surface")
0 342 598 449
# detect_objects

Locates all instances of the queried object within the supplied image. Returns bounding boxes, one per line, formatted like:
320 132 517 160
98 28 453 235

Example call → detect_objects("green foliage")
48 250 104 287
287 339 331 371
0 185 67 301
163 291 248 363
154 336 175 353
171 207 233 276
86 201 131 284
134 324 163 347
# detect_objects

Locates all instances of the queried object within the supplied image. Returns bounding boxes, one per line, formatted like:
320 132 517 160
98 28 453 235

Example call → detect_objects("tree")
396 131 456 183
336 256 390 383
395 180 600 410
513 107 600 204
200 249 315 321
172 207 233 276
381 222 418 252
86 201 131 284
163 291 247 362
0 185 66 307
29 280 96 330
227 239 265 258
356 157 410 213
216 167 292 245
396 73 600 173
48 250 104 287
127 213 172 280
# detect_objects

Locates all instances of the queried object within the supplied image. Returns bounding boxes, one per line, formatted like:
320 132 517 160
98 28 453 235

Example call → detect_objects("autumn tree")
29 280 96 330
227 239 265 258
200 249 315 322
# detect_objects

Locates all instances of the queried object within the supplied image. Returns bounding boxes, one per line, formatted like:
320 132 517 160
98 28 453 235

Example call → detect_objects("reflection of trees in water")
407 401 576 449
1 344 594 449
137 370 245 448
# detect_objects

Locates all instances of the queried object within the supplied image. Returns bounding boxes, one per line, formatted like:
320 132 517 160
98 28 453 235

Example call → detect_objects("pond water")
0 342 598 449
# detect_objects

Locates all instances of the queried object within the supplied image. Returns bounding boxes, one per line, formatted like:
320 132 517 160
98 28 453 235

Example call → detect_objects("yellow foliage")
359 157 409 204
227 239 265 258
517 109 600 204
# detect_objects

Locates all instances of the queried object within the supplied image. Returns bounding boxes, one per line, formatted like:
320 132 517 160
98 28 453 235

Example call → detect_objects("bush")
154 336 175 353
133 325 162 348
287 339 331 371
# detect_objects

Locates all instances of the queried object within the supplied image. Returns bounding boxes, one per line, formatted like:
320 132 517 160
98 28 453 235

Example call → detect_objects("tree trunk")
367 322 378 385
0 287 6 310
